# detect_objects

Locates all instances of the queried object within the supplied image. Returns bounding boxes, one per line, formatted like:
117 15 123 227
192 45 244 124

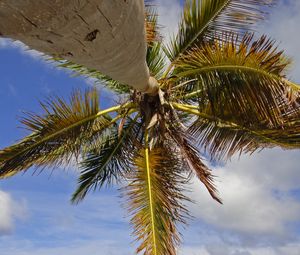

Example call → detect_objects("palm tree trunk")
0 0 154 92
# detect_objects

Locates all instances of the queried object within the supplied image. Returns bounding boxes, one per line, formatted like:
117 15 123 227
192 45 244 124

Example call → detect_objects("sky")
0 1 300 255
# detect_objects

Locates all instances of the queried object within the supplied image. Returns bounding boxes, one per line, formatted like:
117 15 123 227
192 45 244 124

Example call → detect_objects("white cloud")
180 246 210 255
0 239 132 255
156 0 182 41
0 190 27 235
0 188 132 255
260 0 300 81
188 149 300 237
0 190 14 234
0 38 10 48
180 241 300 255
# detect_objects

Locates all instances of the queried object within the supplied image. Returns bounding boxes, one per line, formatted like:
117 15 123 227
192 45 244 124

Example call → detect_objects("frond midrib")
145 130 158 255
176 64 284 81
178 0 230 61
175 63 300 100
176 64 300 94
72 112 139 202
91 112 139 178
3 103 134 163
163 0 231 78
171 102 298 148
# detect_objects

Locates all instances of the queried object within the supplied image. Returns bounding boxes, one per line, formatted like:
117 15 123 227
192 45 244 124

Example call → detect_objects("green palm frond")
172 102 300 161
0 90 133 179
72 116 141 203
145 2 165 79
126 133 188 255
191 118 300 161
147 42 166 79
173 34 300 127
55 59 131 94
165 0 276 61
259 123 300 147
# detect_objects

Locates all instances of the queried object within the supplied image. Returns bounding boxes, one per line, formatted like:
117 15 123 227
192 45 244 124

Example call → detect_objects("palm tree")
1 0 300 254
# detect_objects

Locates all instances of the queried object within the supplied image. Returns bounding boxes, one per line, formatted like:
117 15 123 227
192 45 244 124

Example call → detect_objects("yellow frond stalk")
144 130 158 255
126 139 187 254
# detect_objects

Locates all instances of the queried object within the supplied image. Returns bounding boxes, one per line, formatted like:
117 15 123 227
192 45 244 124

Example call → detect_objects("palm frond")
71 116 141 203
54 59 131 94
165 0 276 61
147 42 166 79
145 2 165 80
145 1 162 44
167 120 222 203
258 123 300 147
126 134 188 255
0 90 132 179
189 118 264 161
192 118 300 161
172 102 300 161
173 34 300 128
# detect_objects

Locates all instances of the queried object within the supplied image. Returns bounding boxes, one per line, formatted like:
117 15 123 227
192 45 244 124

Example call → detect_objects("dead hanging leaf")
147 113 158 129
158 89 166 105
118 117 126 138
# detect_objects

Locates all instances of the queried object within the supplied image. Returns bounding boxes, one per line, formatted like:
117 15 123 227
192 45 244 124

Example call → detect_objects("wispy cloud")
189 149 300 238
181 240 300 255
156 0 182 41
0 239 132 255
0 190 27 235
259 0 300 81
7 83 17 97
0 190 14 234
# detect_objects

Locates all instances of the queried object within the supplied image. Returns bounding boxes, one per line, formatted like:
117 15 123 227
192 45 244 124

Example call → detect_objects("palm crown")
1 0 300 254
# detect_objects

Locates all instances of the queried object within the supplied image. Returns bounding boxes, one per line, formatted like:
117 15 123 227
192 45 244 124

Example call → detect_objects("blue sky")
1 1 300 254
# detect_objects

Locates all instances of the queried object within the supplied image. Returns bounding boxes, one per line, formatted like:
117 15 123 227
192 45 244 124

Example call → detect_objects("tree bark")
0 0 152 91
